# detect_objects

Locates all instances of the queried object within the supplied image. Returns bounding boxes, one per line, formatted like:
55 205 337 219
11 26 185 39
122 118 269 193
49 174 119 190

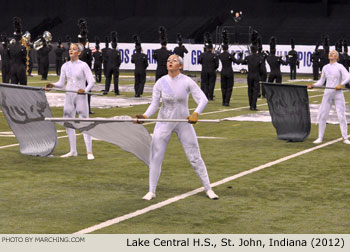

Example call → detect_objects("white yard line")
74 136 344 234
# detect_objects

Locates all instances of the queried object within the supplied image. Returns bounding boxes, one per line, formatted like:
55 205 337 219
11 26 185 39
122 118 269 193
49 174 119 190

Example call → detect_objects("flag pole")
260 81 348 90
47 88 104 96
45 117 221 123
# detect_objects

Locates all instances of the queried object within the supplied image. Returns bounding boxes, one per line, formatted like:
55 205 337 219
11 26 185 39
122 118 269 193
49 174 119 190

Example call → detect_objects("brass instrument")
33 31 52 51
21 31 31 76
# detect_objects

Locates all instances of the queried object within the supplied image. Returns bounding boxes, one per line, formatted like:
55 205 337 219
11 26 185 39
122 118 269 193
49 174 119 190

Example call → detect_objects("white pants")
318 90 348 140
63 93 92 153
148 122 211 193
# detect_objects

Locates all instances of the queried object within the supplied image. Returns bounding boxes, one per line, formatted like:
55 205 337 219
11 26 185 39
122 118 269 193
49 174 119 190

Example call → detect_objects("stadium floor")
0 71 349 234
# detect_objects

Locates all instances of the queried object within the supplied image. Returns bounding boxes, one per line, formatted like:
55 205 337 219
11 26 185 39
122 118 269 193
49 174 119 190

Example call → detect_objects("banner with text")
89 43 333 74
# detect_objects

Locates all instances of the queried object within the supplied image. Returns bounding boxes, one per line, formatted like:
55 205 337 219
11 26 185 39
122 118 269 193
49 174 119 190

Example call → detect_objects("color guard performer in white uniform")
308 50 350 144
46 43 95 159
137 54 219 200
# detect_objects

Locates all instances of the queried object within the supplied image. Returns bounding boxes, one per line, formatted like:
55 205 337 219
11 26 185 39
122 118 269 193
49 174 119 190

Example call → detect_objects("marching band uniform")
153 26 172 81
103 32 121 95
55 42 66 76
198 33 219 101
131 35 148 97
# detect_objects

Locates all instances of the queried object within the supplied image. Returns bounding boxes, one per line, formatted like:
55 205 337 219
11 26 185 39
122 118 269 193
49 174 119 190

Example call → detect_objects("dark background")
0 0 349 45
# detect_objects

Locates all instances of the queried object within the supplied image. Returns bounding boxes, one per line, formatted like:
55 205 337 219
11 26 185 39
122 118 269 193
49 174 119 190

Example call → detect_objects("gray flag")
57 116 152 166
0 83 57 156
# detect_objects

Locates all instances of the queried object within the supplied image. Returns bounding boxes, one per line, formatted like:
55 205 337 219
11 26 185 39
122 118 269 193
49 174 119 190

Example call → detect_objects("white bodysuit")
54 60 95 153
314 62 350 140
144 73 212 193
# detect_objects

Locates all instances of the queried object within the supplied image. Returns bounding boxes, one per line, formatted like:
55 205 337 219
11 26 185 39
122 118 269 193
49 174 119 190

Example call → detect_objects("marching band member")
46 43 95 160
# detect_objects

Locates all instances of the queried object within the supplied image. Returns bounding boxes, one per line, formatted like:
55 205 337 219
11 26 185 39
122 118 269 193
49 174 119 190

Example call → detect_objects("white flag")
57 116 152 166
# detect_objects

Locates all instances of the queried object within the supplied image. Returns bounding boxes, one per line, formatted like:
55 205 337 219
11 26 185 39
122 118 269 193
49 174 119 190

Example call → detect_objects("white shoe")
142 192 156 200
343 139 350 144
60 152 78 158
206 189 219 200
313 138 322 144
87 153 95 160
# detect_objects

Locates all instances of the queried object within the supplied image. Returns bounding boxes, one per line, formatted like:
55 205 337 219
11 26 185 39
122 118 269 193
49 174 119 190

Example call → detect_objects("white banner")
89 43 332 74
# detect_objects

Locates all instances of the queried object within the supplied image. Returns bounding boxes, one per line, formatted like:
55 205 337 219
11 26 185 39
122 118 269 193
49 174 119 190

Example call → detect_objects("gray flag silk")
0 83 57 156
57 116 152 166
262 83 311 142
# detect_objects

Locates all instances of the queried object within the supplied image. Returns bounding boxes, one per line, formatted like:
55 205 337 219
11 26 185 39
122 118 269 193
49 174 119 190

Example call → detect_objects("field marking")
74 136 344 234
196 136 227 139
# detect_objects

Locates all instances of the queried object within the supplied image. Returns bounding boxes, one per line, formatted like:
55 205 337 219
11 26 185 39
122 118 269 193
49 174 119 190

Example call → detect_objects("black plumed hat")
257 36 263 52
269 36 276 54
133 34 141 50
159 26 167 46
1 33 8 45
110 31 118 48
335 40 343 53
250 30 259 52
13 17 22 37
177 33 183 45
343 40 348 53
221 29 229 50
290 38 295 49
77 18 88 44
204 32 213 49
323 35 329 48
95 36 100 49
104 36 109 47
315 41 319 51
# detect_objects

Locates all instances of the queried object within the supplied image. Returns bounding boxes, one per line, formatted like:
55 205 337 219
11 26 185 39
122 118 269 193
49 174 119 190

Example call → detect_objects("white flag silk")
57 116 152 166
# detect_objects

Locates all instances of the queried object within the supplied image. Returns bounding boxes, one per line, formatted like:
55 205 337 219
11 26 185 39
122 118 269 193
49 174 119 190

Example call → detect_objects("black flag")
262 83 311 142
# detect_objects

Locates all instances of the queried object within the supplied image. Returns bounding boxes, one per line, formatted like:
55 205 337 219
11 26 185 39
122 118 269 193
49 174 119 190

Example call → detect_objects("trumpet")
21 31 31 45
33 31 52 51
21 31 32 76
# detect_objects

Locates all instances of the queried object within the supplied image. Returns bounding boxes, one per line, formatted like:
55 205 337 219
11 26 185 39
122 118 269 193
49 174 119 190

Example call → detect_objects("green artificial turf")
0 71 349 234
